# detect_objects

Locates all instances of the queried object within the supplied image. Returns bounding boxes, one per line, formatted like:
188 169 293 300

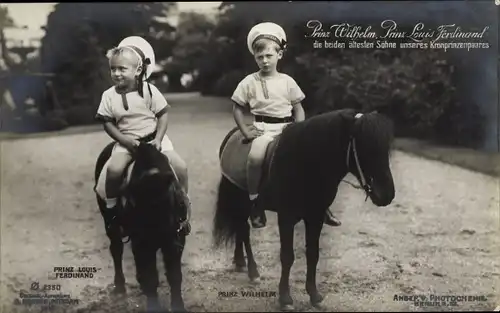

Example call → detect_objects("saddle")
219 128 280 192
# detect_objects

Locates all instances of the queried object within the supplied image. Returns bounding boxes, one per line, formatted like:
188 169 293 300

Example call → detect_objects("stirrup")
250 208 266 228
251 216 266 228
324 212 341 226
177 220 191 236
121 235 131 244
107 214 119 230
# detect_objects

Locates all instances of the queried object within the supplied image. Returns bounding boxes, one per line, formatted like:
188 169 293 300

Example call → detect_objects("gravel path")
1 93 498 312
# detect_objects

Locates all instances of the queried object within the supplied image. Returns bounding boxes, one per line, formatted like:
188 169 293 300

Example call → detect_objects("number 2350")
43 284 61 291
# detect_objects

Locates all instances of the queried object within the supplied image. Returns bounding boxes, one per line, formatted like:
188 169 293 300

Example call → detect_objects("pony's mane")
353 111 395 156
130 143 188 226
301 109 394 149
279 108 394 166
296 108 357 133
134 143 172 173
281 108 358 149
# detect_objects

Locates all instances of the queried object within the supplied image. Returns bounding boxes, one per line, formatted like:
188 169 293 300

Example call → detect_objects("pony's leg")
304 216 325 308
242 220 260 282
108 226 126 295
278 214 298 311
162 235 186 313
100 200 126 295
131 238 162 313
233 230 246 272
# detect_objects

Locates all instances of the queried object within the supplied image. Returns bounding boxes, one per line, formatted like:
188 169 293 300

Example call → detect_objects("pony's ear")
137 141 153 155
146 167 160 176
339 108 357 121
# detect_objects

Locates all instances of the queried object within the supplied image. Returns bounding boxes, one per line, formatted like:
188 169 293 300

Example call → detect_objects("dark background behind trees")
197 1 497 151
1 1 498 152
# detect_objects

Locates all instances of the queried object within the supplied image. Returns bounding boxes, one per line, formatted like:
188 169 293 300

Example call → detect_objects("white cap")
118 36 155 80
247 22 287 55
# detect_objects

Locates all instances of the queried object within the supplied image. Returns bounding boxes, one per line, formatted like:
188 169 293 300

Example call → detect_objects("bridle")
342 113 373 201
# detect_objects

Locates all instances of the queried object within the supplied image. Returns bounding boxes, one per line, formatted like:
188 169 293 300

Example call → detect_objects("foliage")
292 48 459 139
212 69 246 97
39 3 177 115
164 11 216 92
196 1 487 148
32 2 490 149
0 6 14 29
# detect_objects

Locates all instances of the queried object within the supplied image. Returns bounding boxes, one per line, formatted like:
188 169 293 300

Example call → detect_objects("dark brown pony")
94 142 189 312
213 109 395 311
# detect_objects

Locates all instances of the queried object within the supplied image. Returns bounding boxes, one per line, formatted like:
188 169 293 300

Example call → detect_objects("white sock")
105 198 117 209
249 194 258 201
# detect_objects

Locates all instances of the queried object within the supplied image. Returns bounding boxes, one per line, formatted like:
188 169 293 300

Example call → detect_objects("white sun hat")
118 36 155 80
247 22 287 55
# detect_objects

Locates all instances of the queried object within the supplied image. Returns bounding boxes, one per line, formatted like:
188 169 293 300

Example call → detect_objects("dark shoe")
175 191 192 236
119 226 129 240
107 204 129 238
181 192 192 220
324 209 341 227
250 199 266 229
178 220 191 236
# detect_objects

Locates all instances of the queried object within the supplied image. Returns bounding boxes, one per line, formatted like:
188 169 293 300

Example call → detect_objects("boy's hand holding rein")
244 125 264 141
123 137 140 153
150 138 162 151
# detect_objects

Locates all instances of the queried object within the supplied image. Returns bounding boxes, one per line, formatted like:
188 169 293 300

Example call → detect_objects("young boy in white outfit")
95 36 191 237
231 22 341 228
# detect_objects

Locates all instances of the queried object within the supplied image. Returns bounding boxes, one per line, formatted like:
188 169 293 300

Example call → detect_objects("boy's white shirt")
96 82 170 139
231 72 305 118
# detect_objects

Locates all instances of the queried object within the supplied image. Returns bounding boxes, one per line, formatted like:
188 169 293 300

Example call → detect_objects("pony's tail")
212 175 247 249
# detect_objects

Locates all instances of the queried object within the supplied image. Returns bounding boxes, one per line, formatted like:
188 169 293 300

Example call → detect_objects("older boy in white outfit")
231 22 341 228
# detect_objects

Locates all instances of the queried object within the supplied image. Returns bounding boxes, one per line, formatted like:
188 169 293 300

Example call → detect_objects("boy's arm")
292 102 305 122
288 76 306 122
231 78 255 139
149 84 171 142
233 104 252 138
155 112 169 142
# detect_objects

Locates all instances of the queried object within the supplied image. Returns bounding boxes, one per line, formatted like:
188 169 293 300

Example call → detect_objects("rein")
341 113 372 201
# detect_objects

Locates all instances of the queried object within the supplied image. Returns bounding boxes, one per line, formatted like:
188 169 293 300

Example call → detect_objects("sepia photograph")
0 1 498 312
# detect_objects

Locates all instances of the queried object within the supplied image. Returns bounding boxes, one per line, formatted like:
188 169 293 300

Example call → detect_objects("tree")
0 5 14 29
0 6 19 71
40 2 177 114
196 1 485 148
0 5 15 116
164 11 216 91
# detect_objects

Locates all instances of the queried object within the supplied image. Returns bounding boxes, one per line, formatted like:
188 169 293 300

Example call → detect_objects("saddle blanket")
219 129 278 191
94 159 136 206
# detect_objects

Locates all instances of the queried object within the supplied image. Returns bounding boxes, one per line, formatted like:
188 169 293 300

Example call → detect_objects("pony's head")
347 111 395 206
127 142 188 232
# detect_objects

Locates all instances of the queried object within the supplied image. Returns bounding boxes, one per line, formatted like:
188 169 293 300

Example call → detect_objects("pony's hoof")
171 304 187 313
111 285 126 296
280 304 295 312
250 276 261 284
279 295 294 312
146 298 163 313
235 265 246 272
146 309 168 313
310 293 324 308
146 306 165 313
